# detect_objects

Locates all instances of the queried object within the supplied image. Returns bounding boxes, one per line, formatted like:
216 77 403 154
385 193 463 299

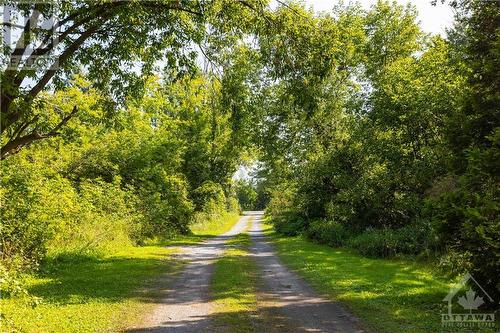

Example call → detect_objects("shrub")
437 250 473 276
348 222 436 258
0 259 30 297
233 179 258 210
226 196 242 214
188 181 235 229
265 183 297 221
425 130 499 299
49 178 140 256
138 175 193 238
272 212 308 236
0 160 79 268
192 181 226 213
305 220 351 247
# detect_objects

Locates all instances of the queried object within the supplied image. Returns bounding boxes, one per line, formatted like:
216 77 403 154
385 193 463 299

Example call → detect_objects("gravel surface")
125 215 251 333
125 212 368 333
248 212 367 333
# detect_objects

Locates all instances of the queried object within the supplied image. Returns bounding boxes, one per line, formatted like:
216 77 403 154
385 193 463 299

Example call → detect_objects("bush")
425 130 499 299
272 212 308 236
0 159 79 268
49 178 140 255
0 259 30 297
226 196 242 214
138 174 194 238
437 250 473 276
348 222 436 258
192 181 226 213
265 183 297 220
233 179 257 210
305 220 351 247
188 181 234 228
0 160 141 266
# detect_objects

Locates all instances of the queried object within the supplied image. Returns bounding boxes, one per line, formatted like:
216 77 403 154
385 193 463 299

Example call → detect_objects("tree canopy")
1 0 498 305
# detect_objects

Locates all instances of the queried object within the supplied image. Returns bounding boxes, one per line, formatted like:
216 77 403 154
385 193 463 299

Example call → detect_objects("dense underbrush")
0 76 244 299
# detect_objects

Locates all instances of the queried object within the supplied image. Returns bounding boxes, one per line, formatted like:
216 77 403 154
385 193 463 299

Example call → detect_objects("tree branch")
27 25 100 99
14 2 124 89
9 114 39 142
9 7 41 68
140 2 203 16
1 7 41 120
0 105 78 160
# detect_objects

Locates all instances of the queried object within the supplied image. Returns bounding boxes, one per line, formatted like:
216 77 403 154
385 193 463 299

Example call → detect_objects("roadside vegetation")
190 213 241 239
0 75 246 330
0 213 241 333
259 0 499 307
166 212 241 246
0 0 498 332
233 179 269 211
263 222 497 333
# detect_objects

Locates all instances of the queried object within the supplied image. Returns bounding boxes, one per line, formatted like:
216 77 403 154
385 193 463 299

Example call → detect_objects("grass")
164 212 241 246
210 221 259 333
261 221 496 333
0 246 179 333
0 212 241 333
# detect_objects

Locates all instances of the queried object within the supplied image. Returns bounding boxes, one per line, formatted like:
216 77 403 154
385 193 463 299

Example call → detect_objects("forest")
0 0 498 332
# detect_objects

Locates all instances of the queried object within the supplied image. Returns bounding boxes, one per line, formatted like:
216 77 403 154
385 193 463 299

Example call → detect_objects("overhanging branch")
0 105 78 160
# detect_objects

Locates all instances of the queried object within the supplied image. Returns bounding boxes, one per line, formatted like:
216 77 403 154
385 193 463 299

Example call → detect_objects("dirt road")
248 212 366 333
126 212 366 333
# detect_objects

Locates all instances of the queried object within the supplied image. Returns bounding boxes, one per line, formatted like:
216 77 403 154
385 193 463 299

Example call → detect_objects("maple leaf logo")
457 288 484 311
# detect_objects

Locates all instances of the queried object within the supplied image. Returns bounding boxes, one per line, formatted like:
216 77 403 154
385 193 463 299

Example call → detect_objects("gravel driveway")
125 212 367 333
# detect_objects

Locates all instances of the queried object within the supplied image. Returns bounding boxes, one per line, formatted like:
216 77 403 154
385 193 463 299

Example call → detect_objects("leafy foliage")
1 0 498 311
257 0 498 300
234 179 258 210
0 73 245 289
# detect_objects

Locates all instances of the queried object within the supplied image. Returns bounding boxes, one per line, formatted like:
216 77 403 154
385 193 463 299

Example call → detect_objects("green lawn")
211 222 259 333
0 213 241 333
0 247 179 333
262 221 495 333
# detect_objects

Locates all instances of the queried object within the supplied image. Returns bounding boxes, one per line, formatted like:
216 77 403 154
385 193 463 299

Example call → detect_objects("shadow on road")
124 212 368 333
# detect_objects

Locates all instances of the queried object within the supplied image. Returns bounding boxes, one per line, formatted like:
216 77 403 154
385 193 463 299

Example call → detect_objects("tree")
446 0 500 165
234 179 257 210
0 0 267 159
364 0 421 79
427 0 500 300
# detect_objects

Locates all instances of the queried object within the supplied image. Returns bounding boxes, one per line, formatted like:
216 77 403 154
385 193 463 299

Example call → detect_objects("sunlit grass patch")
0 213 242 332
163 212 241 247
0 246 178 333
210 226 258 333
190 212 241 236
261 220 498 333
